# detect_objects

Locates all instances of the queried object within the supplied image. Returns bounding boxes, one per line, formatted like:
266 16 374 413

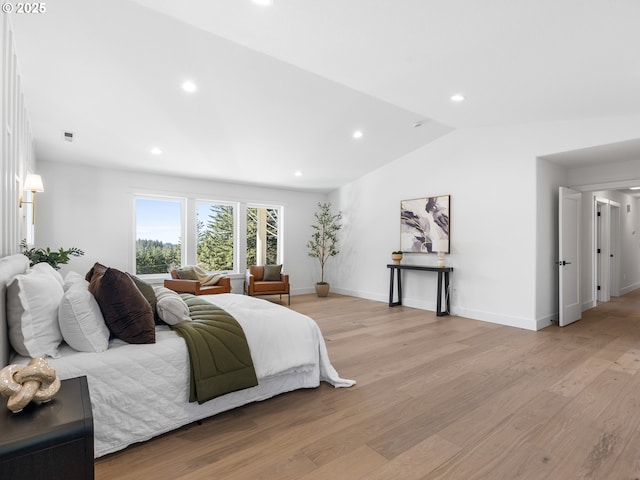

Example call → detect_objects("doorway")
593 197 621 304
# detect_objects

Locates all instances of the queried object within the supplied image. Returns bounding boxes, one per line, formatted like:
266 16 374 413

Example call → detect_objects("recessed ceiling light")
150 147 162 155
629 187 640 190
252 0 274 5
353 130 364 139
294 171 302 177
181 81 197 93
450 94 465 102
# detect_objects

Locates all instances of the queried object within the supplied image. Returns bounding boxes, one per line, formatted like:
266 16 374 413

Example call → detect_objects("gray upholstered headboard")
0 254 29 367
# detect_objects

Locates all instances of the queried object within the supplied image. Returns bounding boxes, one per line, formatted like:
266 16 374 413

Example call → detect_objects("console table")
0 376 94 480
387 264 453 316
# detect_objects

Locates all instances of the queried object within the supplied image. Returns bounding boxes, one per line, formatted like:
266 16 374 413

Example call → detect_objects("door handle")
556 261 572 266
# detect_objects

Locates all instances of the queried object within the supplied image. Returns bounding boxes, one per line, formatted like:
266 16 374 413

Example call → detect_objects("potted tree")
307 202 342 297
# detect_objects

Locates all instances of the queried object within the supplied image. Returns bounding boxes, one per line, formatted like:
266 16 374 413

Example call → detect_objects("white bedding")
11 293 354 457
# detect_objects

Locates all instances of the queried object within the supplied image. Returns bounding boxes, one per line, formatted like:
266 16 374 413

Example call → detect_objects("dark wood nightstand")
0 375 94 480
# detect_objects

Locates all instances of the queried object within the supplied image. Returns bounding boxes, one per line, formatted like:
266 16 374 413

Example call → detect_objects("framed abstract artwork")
400 195 450 253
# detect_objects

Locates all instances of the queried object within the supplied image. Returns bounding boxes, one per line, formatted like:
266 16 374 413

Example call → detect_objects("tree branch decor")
21 240 84 270
307 202 342 284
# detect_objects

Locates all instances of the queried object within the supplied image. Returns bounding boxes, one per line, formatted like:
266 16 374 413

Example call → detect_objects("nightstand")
0 375 94 480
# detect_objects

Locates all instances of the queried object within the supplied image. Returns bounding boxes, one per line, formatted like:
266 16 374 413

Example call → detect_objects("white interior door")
596 200 609 303
559 187 582 327
610 203 621 297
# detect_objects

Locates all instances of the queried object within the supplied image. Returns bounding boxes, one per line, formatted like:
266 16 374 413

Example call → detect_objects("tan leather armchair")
164 269 231 295
244 265 290 305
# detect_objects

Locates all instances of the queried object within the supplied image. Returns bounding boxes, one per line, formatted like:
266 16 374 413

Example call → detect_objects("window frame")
133 194 186 279
131 193 284 279
194 199 239 274
245 203 283 268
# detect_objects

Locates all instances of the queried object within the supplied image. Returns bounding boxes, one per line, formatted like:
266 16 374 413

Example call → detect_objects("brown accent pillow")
263 264 282 281
89 267 155 344
85 262 107 282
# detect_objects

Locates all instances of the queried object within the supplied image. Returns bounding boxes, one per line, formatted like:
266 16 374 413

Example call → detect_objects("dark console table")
387 264 453 316
0 376 94 480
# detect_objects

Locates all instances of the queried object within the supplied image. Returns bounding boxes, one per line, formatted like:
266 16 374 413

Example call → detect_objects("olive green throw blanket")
171 295 258 403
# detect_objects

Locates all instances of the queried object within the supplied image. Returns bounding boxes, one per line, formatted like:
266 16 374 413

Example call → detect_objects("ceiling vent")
62 131 74 142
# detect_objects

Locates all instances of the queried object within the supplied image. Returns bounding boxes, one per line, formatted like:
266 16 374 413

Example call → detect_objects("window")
196 201 235 271
134 196 281 275
246 206 280 267
135 197 183 274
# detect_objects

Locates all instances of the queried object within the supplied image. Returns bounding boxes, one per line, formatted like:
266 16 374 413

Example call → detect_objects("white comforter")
12 294 354 457
209 294 353 386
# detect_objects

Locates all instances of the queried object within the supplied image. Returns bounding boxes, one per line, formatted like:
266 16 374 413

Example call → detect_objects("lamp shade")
24 174 44 193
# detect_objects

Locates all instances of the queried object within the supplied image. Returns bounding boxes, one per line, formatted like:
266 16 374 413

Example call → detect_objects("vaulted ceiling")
10 0 640 191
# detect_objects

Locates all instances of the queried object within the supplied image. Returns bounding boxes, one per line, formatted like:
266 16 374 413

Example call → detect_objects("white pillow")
63 270 87 291
7 270 65 358
30 262 65 288
153 286 191 325
58 282 110 352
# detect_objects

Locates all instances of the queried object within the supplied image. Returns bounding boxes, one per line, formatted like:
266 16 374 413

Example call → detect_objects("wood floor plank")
423 414 544 480
610 346 640 374
297 445 387 480
357 435 462 480
366 367 527 460
538 425 609 480
601 427 640 479
95 291 640 480
436 371 542 448
545 355 613 398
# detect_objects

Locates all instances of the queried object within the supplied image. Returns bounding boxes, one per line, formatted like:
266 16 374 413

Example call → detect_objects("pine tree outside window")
196 201 236 272
246 206 280 268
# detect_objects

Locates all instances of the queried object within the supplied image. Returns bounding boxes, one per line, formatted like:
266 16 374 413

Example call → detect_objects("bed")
0 254 354 458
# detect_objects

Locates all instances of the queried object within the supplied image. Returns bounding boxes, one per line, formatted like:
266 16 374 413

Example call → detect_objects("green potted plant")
307 202 342 297
391 250 403 264
20 240 84 270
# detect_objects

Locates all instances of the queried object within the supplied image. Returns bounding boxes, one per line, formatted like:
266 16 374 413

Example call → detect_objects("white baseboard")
620 282 640 296
331 286 387 303
332 286 538 331
536 314 555 330
453 306 537 331
291 287 316 296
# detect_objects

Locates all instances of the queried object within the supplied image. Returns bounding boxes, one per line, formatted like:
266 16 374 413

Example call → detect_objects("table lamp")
437 239 448 268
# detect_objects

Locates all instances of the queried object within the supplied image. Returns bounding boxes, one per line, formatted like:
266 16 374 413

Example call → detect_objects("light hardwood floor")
95 292 640 479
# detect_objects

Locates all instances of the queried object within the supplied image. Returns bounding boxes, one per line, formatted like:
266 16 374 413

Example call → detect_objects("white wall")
1 14 35 256
568 158 640 188
329 115 640 331
535 158 568 328
35 161 327 294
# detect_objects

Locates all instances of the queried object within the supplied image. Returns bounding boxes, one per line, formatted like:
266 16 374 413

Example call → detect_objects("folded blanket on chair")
178 265 224 286
192 265 224 286
171 294 258 403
